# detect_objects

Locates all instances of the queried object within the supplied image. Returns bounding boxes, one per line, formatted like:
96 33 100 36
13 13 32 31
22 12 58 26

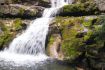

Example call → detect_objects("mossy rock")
13 18 23 31
60 2 99 16
0 22 14 49
74 0 94 3
0 21 7 31
61 19 84 60
18 8 25 16
52 16 103 60
0 32 13 49
0 18 26 50
48 15 105 69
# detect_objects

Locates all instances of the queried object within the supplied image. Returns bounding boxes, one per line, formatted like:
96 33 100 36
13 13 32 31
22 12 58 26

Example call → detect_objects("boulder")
94 0 105 12
59 2 100 16
47 15 105 70
0 4 44 18
47 16 99 61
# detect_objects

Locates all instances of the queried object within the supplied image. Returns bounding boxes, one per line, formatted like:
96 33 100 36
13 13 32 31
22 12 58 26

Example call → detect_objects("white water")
0 0 70 64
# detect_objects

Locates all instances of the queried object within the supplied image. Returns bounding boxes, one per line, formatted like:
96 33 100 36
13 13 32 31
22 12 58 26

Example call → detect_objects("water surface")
0 59 75 70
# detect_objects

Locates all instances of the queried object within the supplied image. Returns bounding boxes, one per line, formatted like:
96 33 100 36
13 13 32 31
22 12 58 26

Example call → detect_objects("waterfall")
0 0 70 64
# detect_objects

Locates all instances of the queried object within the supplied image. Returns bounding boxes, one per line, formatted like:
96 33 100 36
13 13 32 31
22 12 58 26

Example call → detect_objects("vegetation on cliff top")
60 0 99 16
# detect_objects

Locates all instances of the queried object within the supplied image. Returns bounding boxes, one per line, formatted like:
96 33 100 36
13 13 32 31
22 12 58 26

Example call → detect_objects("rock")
0 4 44 18
0 18 32 50
47 16 100 61
0 0 50 7
12 0 50 7
94 0 105 12
76 67 84 70
47 34 63 59
60 2 100 16
0 0 12 4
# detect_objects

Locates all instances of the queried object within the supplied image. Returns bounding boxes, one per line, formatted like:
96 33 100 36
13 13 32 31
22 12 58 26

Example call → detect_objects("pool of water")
0 59 75 70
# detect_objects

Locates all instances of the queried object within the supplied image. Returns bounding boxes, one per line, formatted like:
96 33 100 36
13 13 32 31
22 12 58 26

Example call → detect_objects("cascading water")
0 0 70 64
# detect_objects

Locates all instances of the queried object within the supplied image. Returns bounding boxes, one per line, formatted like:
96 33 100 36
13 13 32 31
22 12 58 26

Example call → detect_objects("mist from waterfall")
0 0 70 64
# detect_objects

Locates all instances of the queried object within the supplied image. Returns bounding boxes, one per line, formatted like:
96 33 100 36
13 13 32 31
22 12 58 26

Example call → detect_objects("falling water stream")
0 0 74 70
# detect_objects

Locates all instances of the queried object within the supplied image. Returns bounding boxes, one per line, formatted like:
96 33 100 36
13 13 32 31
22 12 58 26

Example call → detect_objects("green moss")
83 30 93 41
0 32 13 49
12 0 21 3
0 20 14 49
0 22 7 31
53 16 104 60
13 18 22 31
94 16 105 41
19 8 25 16
61 1 99 16
61 25 84 60
63 4 85 15
62 39 83 60
29 10 38 16
74 0 94 3
83 22 91 27
54 17 86 59
48 35 55 45
82 18 94 27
